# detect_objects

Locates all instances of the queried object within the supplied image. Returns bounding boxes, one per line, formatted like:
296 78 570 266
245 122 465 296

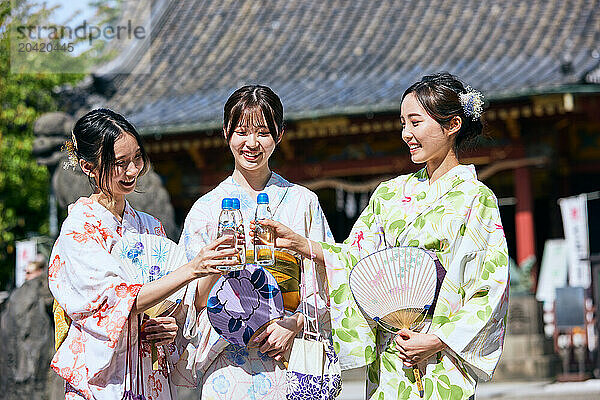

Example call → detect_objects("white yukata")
180 172 335 400
49 197 192 400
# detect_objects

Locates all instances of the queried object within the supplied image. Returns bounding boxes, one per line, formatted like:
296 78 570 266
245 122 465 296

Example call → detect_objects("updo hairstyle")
402 72 484 152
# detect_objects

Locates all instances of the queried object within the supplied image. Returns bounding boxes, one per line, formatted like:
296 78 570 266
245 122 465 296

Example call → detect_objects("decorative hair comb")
459 86 484 120
62 131 78 170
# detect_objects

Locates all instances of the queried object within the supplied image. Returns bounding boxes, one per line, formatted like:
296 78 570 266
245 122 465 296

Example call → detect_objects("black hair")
223 85 284 142
71 108 150 197
402 72 484 152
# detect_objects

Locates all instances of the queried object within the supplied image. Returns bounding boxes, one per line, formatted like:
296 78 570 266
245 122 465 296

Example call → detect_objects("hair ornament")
459 87 484 120
71 131 78 151
62 132 78 170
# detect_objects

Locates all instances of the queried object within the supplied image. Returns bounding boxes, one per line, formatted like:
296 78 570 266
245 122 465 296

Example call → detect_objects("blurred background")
1 0 600 399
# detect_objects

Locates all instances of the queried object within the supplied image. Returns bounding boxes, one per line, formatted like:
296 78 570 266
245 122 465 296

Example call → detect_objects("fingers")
201 259 239 269
255 219 279 229
192 245 241 276
258 336 274 354
213 247 239 258
145 331 176 345
142 317 178 345
252 329 270 347
146 316 177 325
398 328 412 338
206 235 234 250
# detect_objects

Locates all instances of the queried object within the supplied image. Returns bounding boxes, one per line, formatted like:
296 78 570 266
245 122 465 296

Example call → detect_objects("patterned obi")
245 249 302 312
53 299 71 351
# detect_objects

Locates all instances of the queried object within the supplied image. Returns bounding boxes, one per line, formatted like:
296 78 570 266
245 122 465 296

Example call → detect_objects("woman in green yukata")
255 73 510 400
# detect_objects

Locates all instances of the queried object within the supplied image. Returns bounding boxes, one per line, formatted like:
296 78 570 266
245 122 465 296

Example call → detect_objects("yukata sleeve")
320 183 394 370
429 187 510 381
48 222 142 395
176 203 228 383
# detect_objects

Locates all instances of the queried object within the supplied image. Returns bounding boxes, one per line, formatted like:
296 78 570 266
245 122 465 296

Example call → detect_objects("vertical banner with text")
559 194 591 288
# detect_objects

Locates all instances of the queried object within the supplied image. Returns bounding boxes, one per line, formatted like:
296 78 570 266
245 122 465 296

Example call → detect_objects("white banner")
536 239 568 303
15 240 37 287
559 194 591 288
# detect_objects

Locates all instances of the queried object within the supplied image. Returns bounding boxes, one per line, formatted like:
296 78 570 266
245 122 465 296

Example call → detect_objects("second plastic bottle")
254 193 275 266
231 198 245 271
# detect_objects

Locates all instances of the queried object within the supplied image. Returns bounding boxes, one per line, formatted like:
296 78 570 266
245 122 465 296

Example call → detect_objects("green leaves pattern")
325 166 507 400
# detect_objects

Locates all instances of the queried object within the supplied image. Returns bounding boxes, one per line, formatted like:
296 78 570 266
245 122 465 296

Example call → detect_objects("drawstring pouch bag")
286 234 342 400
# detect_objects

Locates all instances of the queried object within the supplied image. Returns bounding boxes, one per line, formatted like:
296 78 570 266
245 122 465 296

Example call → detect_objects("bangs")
225 101 279 141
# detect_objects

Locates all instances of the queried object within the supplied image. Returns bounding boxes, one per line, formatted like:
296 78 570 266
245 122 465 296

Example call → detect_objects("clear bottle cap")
231 198 241 210
256 193 269 204
221 198 233 209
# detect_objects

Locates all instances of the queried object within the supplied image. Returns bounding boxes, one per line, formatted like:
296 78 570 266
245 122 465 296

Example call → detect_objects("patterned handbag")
286 236 342 400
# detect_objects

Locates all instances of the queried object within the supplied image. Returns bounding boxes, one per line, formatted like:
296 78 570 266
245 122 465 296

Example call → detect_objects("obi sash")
245 249 301 312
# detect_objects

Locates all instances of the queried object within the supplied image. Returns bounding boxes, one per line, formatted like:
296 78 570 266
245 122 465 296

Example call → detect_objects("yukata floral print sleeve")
48 203 142 399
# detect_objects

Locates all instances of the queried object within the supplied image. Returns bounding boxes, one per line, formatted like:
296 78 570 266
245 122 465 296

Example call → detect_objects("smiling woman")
48 108 237 399
179 85 336 400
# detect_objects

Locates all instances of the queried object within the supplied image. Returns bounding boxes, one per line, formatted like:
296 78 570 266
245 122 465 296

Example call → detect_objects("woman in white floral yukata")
257 73 510 400
179 85 335 399
49 109 238 399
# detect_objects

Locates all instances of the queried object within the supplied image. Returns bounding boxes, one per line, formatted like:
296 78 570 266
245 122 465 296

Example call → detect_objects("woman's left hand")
141 316 178 347
394 329 446 367
251 314 304 363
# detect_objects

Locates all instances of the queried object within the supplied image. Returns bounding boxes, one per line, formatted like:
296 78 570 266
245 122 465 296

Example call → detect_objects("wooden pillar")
514 166 536 265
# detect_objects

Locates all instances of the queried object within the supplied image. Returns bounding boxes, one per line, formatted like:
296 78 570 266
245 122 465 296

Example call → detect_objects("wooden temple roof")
98 0 600 135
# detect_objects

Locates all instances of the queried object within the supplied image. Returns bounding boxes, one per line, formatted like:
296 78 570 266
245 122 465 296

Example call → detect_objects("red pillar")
514 166 536 265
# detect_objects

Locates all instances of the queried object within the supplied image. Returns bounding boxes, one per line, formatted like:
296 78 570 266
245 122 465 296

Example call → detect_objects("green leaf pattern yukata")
321 164 509 400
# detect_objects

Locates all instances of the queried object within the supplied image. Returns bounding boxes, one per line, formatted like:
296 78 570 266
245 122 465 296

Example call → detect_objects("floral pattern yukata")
49 197 190 400
322 165 509 400
180 172 334 400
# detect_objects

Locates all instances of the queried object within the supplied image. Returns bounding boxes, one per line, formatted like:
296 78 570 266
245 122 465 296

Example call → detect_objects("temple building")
75 0 600 282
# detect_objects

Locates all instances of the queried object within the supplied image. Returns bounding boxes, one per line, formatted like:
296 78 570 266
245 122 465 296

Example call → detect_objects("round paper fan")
207 264 285 347
349 246 445 333
111 231 188 317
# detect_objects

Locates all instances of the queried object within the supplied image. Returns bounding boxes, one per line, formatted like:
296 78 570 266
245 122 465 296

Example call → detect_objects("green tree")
0 1 84 288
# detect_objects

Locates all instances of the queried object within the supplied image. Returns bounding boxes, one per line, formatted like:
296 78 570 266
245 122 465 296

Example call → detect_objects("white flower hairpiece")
459 86 484 120
62 131 78 170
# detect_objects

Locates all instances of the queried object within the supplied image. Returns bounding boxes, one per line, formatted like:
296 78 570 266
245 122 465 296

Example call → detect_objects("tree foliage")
0 1 85 289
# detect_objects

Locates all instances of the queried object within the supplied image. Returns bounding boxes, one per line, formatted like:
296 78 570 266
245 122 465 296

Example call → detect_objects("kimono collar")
224 172 292 217
417 164 476 188
409 164 477 205
69 197 141 234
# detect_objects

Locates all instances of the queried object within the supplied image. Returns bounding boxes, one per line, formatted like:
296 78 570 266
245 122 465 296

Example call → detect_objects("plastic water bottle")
254 193 275 266
217 198 236 271
231 198 245 271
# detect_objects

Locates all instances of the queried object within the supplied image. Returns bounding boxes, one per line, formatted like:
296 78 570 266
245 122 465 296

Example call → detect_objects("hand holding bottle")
249 218 325 265
189 235 238 277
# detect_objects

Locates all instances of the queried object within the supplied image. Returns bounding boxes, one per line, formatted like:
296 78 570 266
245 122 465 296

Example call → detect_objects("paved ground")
338 368 600 400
